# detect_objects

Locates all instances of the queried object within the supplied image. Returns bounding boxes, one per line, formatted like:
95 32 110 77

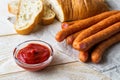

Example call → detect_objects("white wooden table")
1 0 120 80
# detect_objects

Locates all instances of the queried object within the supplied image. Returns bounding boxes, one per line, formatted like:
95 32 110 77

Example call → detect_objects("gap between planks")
0 33 17 37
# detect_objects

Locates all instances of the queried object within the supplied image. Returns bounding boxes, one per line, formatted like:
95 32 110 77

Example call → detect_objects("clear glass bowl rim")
13 40 53 67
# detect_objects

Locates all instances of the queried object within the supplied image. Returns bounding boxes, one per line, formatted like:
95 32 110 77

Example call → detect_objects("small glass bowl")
13 40 53 71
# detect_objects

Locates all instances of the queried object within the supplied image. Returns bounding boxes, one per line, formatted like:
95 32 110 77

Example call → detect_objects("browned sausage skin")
91 32 120 63
78 22 120 51
56 11 119 42
73 12 120 50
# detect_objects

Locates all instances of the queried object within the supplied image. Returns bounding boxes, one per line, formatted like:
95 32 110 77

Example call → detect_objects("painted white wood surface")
1 0 120 80
0 62 110 80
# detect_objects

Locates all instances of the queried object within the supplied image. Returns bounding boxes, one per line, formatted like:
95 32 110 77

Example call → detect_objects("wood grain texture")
0 35 76 75
1 0 120 79
0 62 110 80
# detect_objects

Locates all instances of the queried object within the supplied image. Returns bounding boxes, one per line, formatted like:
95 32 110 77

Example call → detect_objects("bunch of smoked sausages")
56 10 120 63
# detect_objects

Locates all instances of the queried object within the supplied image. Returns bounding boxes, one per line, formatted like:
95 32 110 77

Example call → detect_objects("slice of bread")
8 0 20 15
41 5 55 25
14 0 43 34
8 0 55 26
45 0 65 22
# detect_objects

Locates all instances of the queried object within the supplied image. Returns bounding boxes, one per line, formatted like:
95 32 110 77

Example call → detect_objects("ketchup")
17 43 50 64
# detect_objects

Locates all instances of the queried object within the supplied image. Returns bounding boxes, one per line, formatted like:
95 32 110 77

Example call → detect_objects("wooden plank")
0 35 77 75
0 62 110 80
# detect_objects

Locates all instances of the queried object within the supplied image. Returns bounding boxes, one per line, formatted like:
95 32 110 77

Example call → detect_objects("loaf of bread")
46 0 109 22
14 0 43 34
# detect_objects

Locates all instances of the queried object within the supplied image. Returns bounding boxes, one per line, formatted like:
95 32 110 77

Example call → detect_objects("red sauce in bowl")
17 43 50 64
14 40 53 71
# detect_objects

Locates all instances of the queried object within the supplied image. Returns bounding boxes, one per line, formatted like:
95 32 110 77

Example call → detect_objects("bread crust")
47 0 109 22
8 0 20 15
14 0 44 35
41 5 55 25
